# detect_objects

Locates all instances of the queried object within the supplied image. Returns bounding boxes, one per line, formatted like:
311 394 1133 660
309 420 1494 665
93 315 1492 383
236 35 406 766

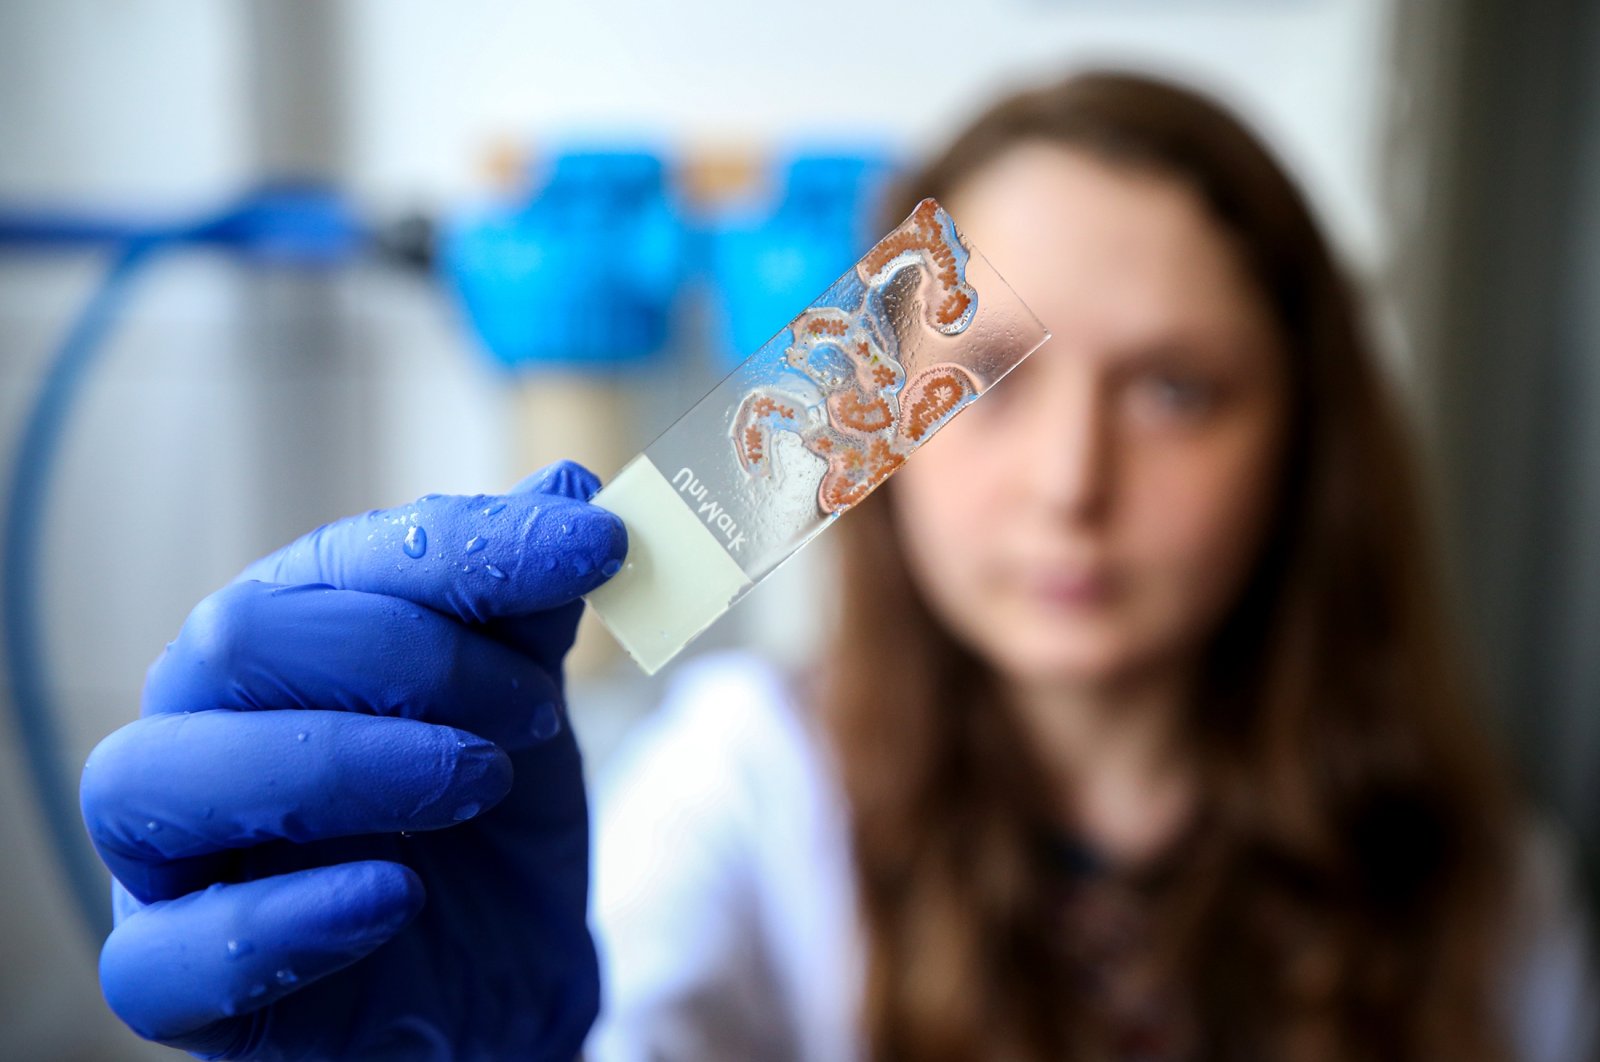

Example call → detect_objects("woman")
588 72 1596 1060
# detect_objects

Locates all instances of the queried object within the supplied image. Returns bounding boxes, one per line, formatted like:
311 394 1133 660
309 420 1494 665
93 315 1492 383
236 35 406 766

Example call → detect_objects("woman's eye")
1131 370 1218 419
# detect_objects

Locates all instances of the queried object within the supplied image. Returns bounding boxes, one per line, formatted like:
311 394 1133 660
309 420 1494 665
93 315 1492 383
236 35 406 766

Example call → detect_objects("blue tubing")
3 237 162 944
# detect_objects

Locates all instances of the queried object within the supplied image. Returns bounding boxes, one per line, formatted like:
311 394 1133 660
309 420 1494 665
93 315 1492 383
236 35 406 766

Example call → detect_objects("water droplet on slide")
452 802 481 821
402 525 428 559
226 939 254 959
275 968 298 985
296 732 308 743
483 501 506 516
483 563 507 580
465 535 487 554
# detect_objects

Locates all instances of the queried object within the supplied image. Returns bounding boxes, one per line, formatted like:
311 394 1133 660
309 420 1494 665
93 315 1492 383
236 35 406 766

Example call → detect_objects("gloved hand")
79 460 627 1061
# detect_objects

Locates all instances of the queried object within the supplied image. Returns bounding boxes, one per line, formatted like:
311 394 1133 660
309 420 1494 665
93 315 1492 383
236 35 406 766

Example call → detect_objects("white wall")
339 0 1394 265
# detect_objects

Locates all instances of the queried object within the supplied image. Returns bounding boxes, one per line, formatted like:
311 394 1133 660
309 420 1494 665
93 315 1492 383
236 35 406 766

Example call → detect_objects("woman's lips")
1020 567 1118 608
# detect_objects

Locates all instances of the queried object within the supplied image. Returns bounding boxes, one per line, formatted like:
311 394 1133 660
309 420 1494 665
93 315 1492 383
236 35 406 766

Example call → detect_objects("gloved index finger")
236 461 627 624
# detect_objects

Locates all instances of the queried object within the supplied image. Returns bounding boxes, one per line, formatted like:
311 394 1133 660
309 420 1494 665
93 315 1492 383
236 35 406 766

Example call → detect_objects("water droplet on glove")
531 701 562 741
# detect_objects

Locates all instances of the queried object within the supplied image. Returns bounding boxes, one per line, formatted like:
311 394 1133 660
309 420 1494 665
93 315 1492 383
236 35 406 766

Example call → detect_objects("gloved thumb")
488 459 623 666
510 459 603 502
235 460 627 625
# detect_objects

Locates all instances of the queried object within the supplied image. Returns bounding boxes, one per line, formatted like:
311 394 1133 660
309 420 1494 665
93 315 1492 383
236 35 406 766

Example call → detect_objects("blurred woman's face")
891 143 1290 691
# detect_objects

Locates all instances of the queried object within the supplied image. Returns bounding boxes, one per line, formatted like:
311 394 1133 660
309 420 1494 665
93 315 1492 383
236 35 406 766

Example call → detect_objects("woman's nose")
1019 367 1113 523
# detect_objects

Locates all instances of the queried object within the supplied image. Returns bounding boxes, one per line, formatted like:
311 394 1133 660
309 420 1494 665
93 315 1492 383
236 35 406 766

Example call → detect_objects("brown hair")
823 70 1516 1060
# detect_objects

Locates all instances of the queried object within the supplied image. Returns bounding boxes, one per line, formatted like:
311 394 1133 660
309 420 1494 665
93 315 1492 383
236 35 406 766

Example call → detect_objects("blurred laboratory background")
1 1 1595 1057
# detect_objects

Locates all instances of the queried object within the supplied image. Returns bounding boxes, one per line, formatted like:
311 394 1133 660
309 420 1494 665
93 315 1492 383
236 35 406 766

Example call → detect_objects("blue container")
704 149 897 367
440 148 686 372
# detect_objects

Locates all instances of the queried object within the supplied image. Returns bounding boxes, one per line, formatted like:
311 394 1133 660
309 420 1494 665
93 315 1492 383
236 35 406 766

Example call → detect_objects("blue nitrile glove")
79 460 626 1061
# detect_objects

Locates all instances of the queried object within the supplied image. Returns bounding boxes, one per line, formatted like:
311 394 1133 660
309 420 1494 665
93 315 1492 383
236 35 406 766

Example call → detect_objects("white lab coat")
589 653 862 1062
586 652 1599 1062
